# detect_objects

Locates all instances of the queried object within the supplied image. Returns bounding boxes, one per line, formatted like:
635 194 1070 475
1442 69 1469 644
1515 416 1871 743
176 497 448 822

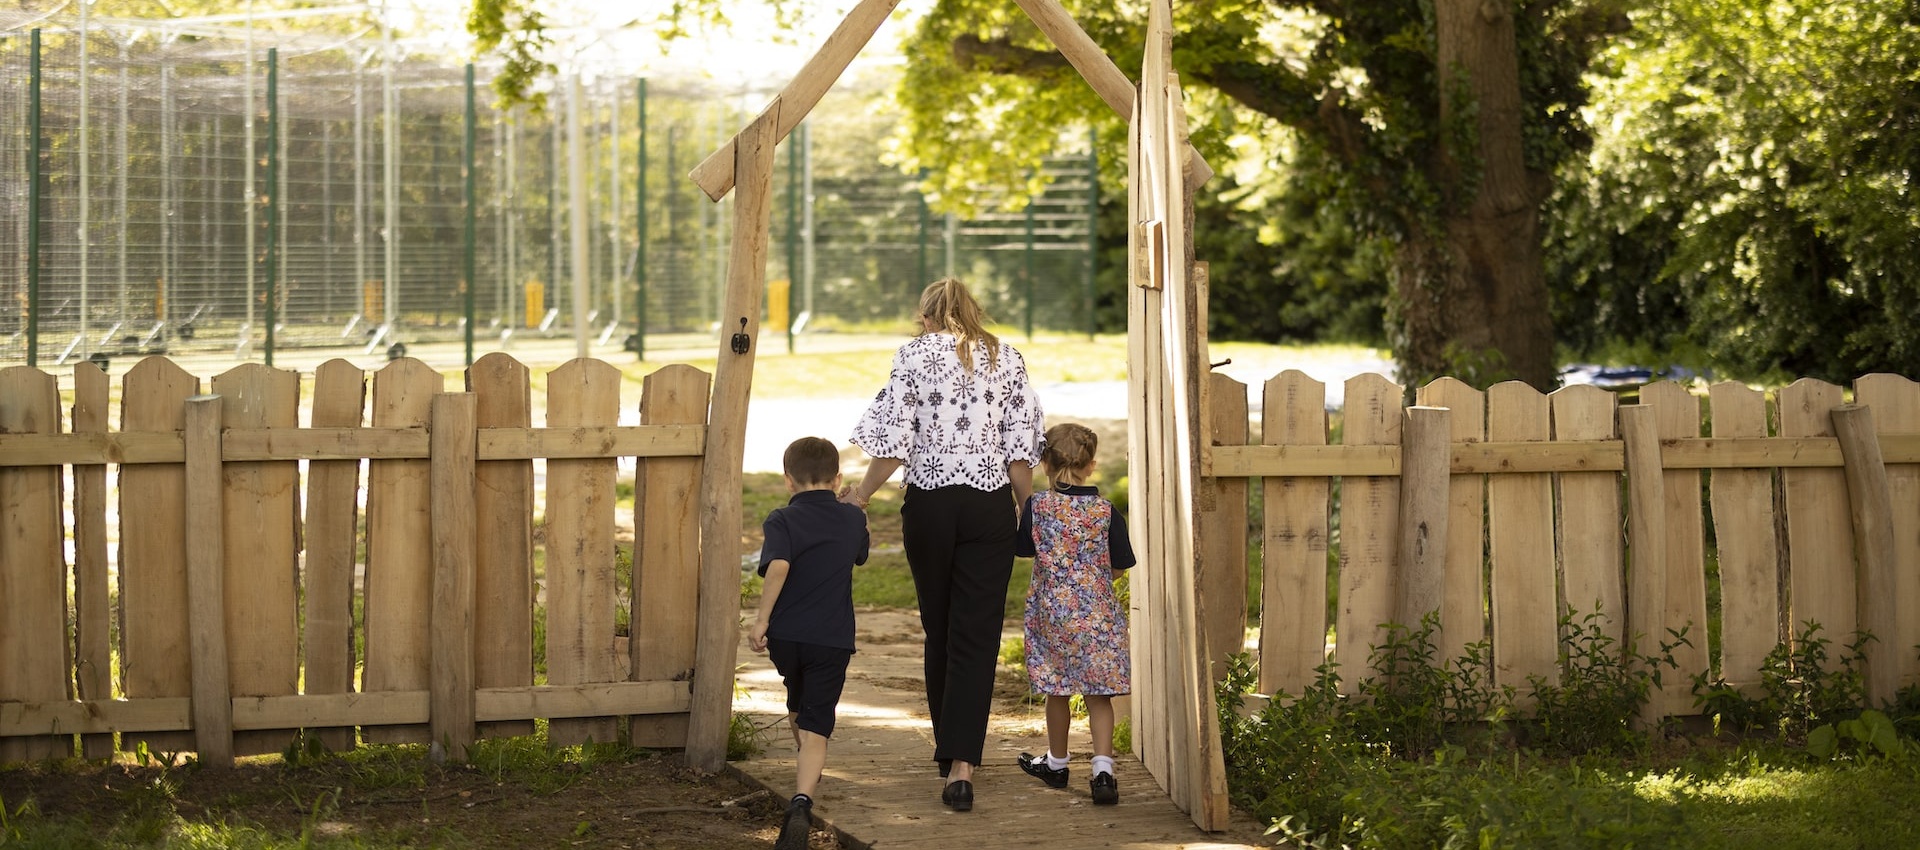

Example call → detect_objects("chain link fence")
1 12 1096 369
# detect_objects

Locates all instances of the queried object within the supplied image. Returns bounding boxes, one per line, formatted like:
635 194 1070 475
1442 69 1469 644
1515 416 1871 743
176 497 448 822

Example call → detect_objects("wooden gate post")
430 393 479 760
688 103 781 771
1621 404 1667 731
1832 404 1900 707
184 394 233 767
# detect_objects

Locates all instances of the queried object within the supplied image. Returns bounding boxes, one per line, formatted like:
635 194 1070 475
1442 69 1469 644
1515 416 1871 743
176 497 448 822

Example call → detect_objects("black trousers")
901 483 1016 768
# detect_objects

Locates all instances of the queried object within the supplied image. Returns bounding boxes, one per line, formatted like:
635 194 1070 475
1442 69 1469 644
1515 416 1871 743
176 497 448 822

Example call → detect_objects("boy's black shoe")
941 779 973 812
775 795 812 850
1017 752 1069 789
1090 772 1119 805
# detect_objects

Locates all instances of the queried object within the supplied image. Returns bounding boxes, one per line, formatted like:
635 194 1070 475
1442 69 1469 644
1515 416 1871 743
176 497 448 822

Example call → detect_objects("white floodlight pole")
382 0 399 332
567 72 590 358
79 0 91 358
244 0 257 354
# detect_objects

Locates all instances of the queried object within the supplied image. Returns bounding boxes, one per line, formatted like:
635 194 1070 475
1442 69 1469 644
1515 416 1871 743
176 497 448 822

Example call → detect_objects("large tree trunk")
1397 0 1556 390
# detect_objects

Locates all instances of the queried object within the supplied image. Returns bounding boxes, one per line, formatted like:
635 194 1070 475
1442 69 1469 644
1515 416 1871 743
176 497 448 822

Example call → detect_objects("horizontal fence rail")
0 354 714 766
1199 372 1920 720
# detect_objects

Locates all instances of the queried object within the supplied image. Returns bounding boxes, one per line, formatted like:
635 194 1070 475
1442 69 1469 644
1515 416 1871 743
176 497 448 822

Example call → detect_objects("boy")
749 436 870 850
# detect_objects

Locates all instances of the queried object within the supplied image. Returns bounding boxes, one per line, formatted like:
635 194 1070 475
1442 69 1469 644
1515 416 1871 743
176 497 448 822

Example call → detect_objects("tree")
1550 0 1920 382
892 0 1631 388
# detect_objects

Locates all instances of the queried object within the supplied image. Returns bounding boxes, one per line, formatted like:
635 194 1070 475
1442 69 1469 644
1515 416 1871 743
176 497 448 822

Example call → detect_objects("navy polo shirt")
758 489 870 651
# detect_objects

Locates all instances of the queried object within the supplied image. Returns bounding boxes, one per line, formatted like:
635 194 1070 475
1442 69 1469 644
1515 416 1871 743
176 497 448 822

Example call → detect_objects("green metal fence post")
463 63 477 366
264 48 280 365
1085 128 1098 340
916 170 929 292
27 29 41 367
635 77 647 361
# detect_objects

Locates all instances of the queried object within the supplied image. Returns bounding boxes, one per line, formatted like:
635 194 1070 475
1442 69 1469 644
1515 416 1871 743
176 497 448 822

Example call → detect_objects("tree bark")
1411 0 1556 389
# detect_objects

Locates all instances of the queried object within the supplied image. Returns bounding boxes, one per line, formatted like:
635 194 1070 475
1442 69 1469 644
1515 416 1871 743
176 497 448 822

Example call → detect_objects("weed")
1528 610 1685 756
1693 621 1872 741
727 713 763 761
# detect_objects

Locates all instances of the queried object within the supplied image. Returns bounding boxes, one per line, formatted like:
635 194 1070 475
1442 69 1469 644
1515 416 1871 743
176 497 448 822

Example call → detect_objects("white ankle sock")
1091 755 1115 776
1046 751 1069 771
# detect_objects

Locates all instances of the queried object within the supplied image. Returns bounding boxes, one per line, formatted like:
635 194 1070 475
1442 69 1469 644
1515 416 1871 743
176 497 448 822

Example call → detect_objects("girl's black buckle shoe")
1017 752 1069 789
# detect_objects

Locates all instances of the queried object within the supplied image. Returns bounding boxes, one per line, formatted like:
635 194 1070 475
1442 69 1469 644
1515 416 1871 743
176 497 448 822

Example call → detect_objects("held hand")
748 621 769 653
837 483 869 509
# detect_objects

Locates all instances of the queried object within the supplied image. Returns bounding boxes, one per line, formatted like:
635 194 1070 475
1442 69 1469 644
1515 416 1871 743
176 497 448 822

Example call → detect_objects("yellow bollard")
767 278 790 334
525 280 545 329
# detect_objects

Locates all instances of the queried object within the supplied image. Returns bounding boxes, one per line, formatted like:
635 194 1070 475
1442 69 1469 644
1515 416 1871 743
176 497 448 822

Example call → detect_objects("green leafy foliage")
1527 612 1687 757
1693 622 1872 741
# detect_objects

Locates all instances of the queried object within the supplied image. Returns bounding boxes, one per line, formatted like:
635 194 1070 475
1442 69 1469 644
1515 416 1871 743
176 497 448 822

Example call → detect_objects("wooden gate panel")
1707 382 1781 691
0 367 71 762
211 364 303 756
1487 381 1556 702
304 359 366 752
470 353 536 739
1640 381 1710 713
1258 372 1330 695
631 364 710 746
1200 372 1249 681
72 363 115 759
544 358 623 746
119 356 201 754
1416 378 1488 669
1854 373 1920 689
1779 379 1855 655
364 358 443 743
1336 373 1402 685
1550 385 1623 643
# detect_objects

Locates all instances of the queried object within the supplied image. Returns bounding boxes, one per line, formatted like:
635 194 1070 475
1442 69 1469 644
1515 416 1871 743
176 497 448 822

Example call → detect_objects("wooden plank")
1415 378 1487 668
0 366 71 762
429 393 480 758
233 691 427 730
1258 372 1330 695
1486 381 1556 704
363 358 443 744
1 699 193 736
1336 373 1402 686
688 102 780 771
1207 435 1920 478
469 353 535 740
72 362 114 759
476 424 706 460
1832 404 1900 707
1396 406 1451 632
1706 382 1780 691
631 365 711 747
183 395 233 766
545 358 624 747
118 356 200 755
1640 381 1709 714
1550 385 1623 642
1008 0 1213 185
211 364 302 757
475 681 692 722
1779 379 1855 655
1854 373 1920 690
221 426 428 460
303 359 365 752
689 0 903 201
1621 405 1667 728
1122 92 1164 786
1200 372 1250 679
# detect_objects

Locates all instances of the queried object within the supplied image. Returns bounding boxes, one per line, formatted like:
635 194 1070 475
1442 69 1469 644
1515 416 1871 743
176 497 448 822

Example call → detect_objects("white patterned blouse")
850 332 1046 492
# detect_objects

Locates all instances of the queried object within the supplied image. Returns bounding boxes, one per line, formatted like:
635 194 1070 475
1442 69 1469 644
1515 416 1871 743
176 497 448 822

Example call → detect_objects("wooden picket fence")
0 354 717 766
1198 372 1920 719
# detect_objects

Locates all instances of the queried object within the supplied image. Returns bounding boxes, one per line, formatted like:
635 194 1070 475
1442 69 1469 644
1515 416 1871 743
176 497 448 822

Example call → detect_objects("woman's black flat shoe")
941 779 974 811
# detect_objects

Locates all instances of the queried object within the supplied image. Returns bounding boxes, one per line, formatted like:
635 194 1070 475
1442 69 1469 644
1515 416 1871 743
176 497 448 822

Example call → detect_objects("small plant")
726 712 763 761
1527 610 1685 756
1692 621 1872 741
1807 709 1911 761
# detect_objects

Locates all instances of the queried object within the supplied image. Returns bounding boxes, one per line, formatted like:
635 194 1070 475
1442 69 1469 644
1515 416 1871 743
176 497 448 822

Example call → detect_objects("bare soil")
0 748 842 849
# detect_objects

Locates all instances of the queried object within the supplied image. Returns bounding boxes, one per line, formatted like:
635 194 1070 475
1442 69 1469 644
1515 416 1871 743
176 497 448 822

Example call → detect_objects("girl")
1013 423 1135 805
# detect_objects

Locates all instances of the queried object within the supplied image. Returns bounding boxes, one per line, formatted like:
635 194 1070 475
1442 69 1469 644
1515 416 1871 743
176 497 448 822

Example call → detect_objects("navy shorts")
766 638 854 738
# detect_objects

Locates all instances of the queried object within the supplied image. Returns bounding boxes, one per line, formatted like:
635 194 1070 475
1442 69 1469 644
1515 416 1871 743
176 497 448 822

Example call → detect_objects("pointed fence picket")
0 355 710 767
1204 372 1920 721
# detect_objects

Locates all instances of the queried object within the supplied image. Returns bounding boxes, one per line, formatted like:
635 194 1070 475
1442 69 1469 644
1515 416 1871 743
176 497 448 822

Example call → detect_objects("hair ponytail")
918 278 1000 374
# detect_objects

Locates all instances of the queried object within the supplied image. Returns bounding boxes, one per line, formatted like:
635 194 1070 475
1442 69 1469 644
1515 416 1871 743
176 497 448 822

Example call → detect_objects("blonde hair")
1041 423 1098 483
919 278 1000 374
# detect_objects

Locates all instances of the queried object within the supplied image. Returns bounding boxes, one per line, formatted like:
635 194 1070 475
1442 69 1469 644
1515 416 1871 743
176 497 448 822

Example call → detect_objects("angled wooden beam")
1010 0 1213 185
690 0 903 201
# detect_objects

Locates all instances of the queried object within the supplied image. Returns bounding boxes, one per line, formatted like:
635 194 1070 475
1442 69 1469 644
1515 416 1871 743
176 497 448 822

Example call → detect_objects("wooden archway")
683 0 1227 831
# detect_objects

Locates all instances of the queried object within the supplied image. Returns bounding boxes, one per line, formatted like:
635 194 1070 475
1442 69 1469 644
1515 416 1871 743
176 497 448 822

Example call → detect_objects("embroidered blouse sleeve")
850 346 919 461
997 345 1046 466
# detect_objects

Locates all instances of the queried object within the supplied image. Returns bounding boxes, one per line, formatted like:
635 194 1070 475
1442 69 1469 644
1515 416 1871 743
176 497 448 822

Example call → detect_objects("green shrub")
1528 610 1685 756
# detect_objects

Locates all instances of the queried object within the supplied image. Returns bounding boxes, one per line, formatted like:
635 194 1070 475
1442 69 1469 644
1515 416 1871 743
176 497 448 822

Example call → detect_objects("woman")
840 278 1045 811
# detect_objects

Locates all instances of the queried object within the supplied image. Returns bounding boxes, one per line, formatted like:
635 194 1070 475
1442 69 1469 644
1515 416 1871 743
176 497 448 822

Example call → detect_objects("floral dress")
1016 485 1136 696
